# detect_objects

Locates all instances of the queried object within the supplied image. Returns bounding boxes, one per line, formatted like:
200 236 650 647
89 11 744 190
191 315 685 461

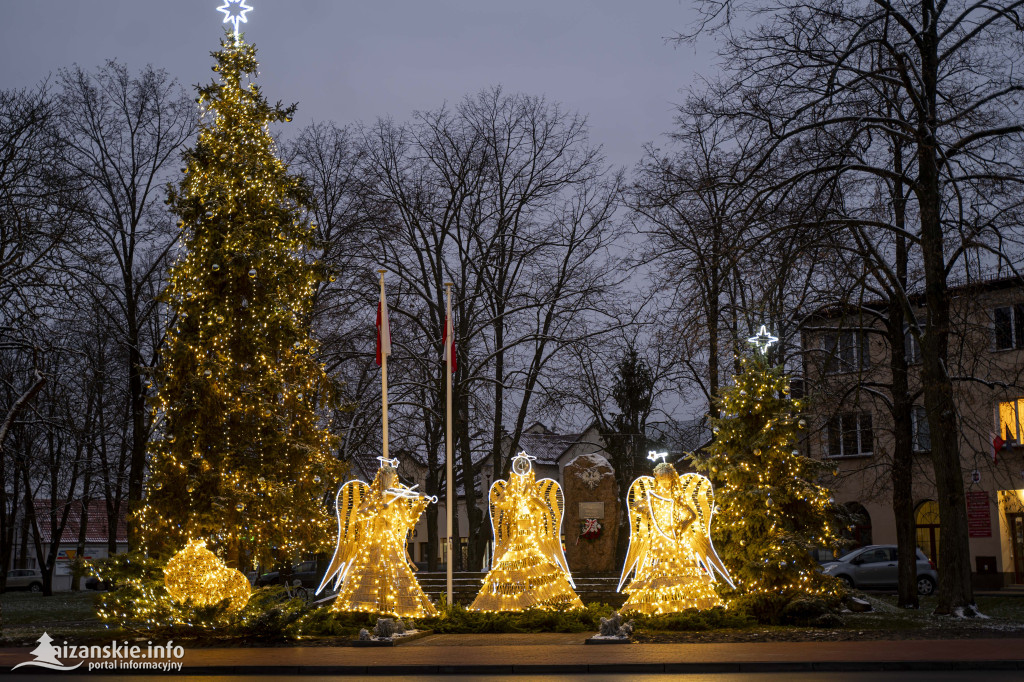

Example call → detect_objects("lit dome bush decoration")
164 539 251 613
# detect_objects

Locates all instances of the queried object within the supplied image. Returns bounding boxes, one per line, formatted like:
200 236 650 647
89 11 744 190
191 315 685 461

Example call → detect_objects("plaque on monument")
579 501 605 519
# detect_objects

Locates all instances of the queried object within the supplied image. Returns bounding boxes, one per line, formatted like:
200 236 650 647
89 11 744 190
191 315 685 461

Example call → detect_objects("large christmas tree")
692 352 844 603
138 33 342 568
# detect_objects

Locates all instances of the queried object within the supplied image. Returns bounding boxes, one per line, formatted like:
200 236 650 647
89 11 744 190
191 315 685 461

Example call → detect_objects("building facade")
801 276 1024 588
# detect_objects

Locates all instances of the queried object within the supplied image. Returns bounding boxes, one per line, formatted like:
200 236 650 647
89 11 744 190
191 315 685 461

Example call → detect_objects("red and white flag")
991 432 1004 464
443 293 457 372
376 279 391 366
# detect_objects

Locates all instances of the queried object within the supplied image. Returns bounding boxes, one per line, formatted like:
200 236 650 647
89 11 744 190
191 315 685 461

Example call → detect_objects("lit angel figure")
470 452 583 612
317 456 438 617
618 457 734 614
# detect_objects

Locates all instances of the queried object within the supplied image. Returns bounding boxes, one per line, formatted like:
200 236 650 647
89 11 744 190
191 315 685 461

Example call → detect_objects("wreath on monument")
578 518 603 543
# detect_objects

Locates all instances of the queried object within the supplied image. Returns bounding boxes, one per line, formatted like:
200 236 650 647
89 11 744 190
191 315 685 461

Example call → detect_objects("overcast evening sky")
0 0 717 170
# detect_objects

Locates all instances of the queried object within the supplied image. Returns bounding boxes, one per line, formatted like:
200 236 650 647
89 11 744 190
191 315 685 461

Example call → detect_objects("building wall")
803 281 1024 587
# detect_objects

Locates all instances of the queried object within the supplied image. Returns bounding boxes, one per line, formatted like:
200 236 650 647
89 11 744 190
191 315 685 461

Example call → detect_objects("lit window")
826 412 873 457
998 399 1024 444
993 305 1024 350
911 405 930 452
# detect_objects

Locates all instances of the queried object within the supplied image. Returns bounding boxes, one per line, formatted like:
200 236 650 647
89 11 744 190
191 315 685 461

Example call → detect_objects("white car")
6 568 43 592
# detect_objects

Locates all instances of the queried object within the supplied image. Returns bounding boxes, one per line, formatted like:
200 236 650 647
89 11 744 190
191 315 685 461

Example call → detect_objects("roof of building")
647 418 713 457
32 500 127 545
801 273 1024 325
517 429 597 465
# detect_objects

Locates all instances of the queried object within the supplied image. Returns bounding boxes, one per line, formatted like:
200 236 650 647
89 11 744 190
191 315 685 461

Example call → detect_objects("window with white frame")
904 326 922 364
826 412 874 457
998 398 1024 445
993 304 1024 350
822 330 870 374
911 405 931 452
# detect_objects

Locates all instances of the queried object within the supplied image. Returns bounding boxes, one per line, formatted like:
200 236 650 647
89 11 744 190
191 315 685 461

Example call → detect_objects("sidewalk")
3 634 1024 674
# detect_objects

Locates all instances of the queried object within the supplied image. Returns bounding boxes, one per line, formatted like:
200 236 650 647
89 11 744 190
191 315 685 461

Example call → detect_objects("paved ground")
12 674 1024 682
3 635 1024 675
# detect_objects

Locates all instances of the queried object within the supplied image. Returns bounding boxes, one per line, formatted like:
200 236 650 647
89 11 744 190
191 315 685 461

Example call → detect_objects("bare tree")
55 61 195 543
0 83 80 588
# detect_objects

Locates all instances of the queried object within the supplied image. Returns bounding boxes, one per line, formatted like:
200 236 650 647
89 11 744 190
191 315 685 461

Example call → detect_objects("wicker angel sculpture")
470 452 584 612
618 454 734 614
316 456 437 617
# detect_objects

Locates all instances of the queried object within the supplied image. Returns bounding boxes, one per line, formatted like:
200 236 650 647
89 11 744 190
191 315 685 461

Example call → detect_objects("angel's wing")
618 476 655 591
678 473 734 588
487 479 510 568
534 478 574 587
316 479 371 594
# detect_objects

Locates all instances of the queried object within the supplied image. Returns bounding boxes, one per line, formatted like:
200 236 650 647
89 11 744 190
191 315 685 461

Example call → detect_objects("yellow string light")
470 453 583 612
136 33 344 570
619 464 733 615
164 539 251 613
322 460 437 618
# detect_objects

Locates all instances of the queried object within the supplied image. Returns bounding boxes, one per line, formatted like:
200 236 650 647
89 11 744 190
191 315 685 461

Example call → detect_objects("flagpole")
379 270 389 461
444 282 454 606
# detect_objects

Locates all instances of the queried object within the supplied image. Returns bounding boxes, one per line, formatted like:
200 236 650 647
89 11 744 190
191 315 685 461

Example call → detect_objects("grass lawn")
634 594 1024 643
1 591 117 644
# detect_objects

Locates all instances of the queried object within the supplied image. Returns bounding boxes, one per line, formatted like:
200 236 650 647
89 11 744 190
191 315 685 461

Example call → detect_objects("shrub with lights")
137 30 344 572
690 352 846 621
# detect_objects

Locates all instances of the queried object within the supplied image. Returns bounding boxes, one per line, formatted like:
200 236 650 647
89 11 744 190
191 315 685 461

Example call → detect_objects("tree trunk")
456 388 481 570
888 296 918 609
126 328 147 549
917 3 974 613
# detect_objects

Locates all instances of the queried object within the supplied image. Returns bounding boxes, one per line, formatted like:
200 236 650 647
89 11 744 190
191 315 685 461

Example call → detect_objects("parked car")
821 545 937 595
256 560 319 588
810 548 838 564
84 576 111 591
6 569 43 592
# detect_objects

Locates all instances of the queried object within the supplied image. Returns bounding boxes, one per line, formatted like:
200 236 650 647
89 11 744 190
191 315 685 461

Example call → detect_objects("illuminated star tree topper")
747 325 779 354
217 0 254 38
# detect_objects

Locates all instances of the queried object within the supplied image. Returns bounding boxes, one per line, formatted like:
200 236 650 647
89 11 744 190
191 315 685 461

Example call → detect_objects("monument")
563 453 619 572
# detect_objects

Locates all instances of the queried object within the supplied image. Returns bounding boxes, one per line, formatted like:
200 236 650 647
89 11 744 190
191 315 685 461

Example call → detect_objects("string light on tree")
690 353 845 613
137 20 344 572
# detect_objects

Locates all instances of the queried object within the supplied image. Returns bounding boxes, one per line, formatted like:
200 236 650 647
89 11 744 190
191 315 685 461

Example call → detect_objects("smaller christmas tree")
692 345 844 607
